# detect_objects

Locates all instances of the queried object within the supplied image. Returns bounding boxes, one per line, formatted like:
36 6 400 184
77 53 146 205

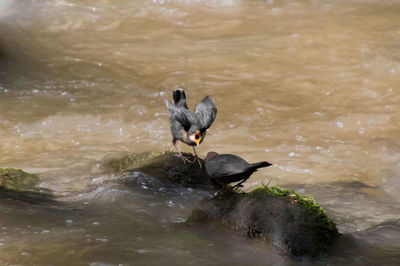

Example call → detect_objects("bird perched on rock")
205 151 272 192
165 88 217 165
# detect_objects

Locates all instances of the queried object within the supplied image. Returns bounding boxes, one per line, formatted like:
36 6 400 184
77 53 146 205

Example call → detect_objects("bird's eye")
195 134 200 140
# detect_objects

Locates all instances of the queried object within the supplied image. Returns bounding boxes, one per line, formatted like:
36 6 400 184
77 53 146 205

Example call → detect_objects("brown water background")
1 0 400 265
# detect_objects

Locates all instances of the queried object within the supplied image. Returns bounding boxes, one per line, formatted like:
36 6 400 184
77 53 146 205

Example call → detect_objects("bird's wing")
207 156 245 177
194 96 217 130
211 163 244 177
165 99 191 131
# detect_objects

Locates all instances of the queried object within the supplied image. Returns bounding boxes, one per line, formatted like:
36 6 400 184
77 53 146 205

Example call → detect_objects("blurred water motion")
1 0 400 264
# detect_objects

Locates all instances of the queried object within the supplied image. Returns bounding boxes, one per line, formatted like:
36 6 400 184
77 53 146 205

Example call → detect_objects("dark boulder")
188 186 339 257
103 151 339 256
104 151 218 189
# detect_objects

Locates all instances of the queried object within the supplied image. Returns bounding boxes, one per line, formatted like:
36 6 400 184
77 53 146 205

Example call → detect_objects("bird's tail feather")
173 88 187 108
247 161 272 171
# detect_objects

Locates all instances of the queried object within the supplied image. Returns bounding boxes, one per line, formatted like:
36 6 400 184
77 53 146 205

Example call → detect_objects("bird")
205 151 272 192
165 88 217 165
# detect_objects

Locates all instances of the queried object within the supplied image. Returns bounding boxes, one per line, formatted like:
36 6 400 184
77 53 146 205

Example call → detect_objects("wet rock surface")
188 186 340 257
104 151 218 189
0 168 40 192
1 152 340 258
0 168 56 204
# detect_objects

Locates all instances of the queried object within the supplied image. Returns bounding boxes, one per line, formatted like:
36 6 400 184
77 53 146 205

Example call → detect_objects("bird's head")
205 151 219 162
189 131 201 146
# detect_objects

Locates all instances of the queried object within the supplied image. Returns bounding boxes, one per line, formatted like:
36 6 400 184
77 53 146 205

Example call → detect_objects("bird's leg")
191 146 203 167
172 140 191 162
232 179 248 190
211 180 227 198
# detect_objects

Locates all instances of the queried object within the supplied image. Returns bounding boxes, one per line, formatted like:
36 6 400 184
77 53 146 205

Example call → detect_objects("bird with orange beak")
165 88 217 165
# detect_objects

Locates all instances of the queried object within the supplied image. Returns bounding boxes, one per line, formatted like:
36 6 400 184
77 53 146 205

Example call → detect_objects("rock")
0 168 56 204
105 151 168 171
104 151 219 189
188 186 339 257
103 151 339 256
0 168 40 192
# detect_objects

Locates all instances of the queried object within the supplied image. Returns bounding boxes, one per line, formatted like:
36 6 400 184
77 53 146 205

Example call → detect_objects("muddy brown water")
1 0 400 265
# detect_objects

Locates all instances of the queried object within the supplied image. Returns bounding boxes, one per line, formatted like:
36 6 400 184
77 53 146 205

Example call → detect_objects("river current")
1 0 400 265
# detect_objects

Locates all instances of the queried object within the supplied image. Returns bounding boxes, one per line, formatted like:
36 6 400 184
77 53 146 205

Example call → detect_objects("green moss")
249 185 337 231
0 168 59 205
106 151 167 171
0 168 40 192
177 230 210 246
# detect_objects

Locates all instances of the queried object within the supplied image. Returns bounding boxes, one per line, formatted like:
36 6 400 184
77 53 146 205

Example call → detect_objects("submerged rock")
188 186 339 257
104 151 218 189
0 168 56 204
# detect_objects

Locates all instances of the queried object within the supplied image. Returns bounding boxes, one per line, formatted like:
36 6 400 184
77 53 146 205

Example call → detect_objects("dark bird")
205 151 272 191
165 88 217 164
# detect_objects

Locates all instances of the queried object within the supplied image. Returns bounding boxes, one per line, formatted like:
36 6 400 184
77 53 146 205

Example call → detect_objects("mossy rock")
188 185 339 257
105 151 218 189
105 151 168 171
0 168 56 204
0 168 40 192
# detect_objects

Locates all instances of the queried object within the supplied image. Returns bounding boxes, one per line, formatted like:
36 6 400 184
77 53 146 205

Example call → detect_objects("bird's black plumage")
205 151 272 190
165 88 217 163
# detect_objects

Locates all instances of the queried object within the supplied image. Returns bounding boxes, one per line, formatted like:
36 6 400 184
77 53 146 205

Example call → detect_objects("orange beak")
194 131 201 146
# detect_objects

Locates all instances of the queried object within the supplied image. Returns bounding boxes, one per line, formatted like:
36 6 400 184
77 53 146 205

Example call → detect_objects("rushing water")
1 0 400 265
